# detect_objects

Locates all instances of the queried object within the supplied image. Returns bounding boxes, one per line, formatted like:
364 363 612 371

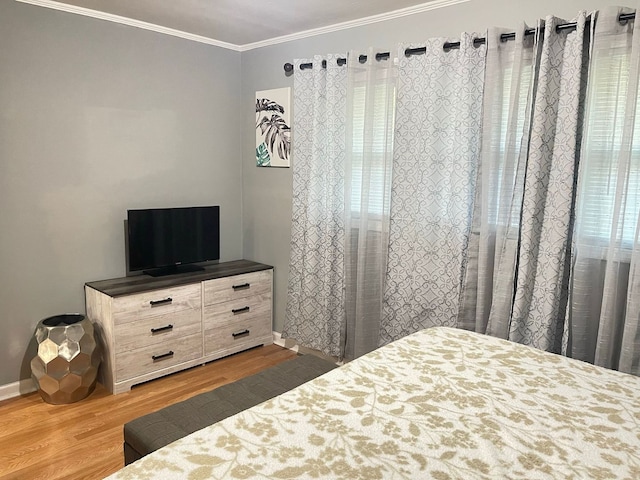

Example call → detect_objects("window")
577 43 640 256
348 75 395 221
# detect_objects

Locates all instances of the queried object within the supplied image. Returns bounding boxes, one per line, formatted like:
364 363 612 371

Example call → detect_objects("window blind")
578 43 640 251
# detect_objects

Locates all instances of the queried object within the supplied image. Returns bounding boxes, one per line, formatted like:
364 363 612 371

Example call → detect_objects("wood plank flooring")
0 344 297 480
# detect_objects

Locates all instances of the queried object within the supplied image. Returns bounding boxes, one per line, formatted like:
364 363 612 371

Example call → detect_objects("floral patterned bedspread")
108 327 640 479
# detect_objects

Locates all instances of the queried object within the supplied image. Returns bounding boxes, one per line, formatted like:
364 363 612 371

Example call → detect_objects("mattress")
106 327 640 479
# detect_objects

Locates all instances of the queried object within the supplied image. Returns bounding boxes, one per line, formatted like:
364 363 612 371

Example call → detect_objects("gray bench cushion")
124 353 337 464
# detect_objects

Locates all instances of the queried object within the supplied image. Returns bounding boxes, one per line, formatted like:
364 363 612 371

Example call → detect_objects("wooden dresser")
85 260 273 394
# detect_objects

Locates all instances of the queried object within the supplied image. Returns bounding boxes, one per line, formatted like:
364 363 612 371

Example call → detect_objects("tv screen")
127 206 220 276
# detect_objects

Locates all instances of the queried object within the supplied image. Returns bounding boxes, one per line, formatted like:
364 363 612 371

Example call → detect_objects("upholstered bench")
123 353 338 464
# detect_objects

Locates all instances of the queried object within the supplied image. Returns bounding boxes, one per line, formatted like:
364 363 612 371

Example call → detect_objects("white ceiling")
18 0 464 49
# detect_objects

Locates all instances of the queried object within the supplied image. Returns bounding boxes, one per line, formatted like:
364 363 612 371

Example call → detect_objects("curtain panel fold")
509 12 592 352
458 24 538 336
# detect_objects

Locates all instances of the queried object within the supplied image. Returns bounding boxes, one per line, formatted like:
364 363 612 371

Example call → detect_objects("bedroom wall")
0 1 242 387
241 0 624 333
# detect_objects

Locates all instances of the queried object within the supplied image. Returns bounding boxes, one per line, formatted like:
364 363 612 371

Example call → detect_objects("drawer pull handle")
150 297 173 306
232 283 250 291
232 329 250 339
151 324 174 334
152 351 174 361
232 306 250 314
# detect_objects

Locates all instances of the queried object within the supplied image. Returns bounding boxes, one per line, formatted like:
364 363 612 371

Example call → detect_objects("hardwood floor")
0 344 297 480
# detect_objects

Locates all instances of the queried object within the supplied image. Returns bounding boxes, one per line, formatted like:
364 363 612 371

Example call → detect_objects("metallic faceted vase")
31 314 101 404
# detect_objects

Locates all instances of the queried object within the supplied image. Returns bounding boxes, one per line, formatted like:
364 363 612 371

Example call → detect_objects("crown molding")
239 0 470 51
16 0 469 52
15 0 242 51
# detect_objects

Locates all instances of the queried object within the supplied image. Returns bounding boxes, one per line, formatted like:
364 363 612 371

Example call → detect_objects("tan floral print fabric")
108 327 640 479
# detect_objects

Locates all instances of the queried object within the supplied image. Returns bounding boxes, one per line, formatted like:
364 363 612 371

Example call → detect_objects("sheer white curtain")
283 55 347 357
381 34 486 344
566 7 640 374
343 49 396 360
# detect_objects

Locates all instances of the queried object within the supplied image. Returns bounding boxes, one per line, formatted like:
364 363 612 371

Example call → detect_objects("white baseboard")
272 331 341 365
0 378 36 402
272 331 299 352
1 336 330 402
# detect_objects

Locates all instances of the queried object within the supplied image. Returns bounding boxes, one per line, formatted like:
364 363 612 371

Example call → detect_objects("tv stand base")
143 264 205 277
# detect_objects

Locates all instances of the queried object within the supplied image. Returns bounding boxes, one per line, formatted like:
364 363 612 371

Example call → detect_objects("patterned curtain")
509 13 592 351
284 51 396 360
380 34 486 345
282 55 347 358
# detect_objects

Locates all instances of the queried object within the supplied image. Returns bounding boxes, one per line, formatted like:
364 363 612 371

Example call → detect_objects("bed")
107 327 640 479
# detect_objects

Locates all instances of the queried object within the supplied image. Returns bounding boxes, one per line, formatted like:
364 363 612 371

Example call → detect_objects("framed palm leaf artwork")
255 87 291 167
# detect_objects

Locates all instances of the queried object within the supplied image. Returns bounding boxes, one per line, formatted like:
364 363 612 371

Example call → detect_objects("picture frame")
255 87 291 168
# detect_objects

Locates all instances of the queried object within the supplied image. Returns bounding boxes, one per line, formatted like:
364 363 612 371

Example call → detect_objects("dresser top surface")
85 260 273 297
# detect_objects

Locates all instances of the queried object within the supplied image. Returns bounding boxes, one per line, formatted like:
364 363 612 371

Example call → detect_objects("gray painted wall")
241 0 624 333
0 1 242 386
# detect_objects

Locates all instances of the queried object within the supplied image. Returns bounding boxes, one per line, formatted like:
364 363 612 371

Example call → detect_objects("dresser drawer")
114 308 201 354
204 315 271 356
203 293 271 329
113 283 201 325
203 270 272 306
115 333 203 382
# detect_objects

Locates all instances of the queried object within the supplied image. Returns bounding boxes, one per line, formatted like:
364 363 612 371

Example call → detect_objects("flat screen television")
127 206 220 277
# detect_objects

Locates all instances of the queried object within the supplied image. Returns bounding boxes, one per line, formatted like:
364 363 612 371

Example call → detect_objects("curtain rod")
283 12 635 73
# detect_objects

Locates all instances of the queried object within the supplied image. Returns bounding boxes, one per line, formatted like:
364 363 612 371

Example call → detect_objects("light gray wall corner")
0 0 242 386
241 48 294 334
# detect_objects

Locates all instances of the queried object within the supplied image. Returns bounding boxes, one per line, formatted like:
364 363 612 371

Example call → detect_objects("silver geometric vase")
31 314 101 404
